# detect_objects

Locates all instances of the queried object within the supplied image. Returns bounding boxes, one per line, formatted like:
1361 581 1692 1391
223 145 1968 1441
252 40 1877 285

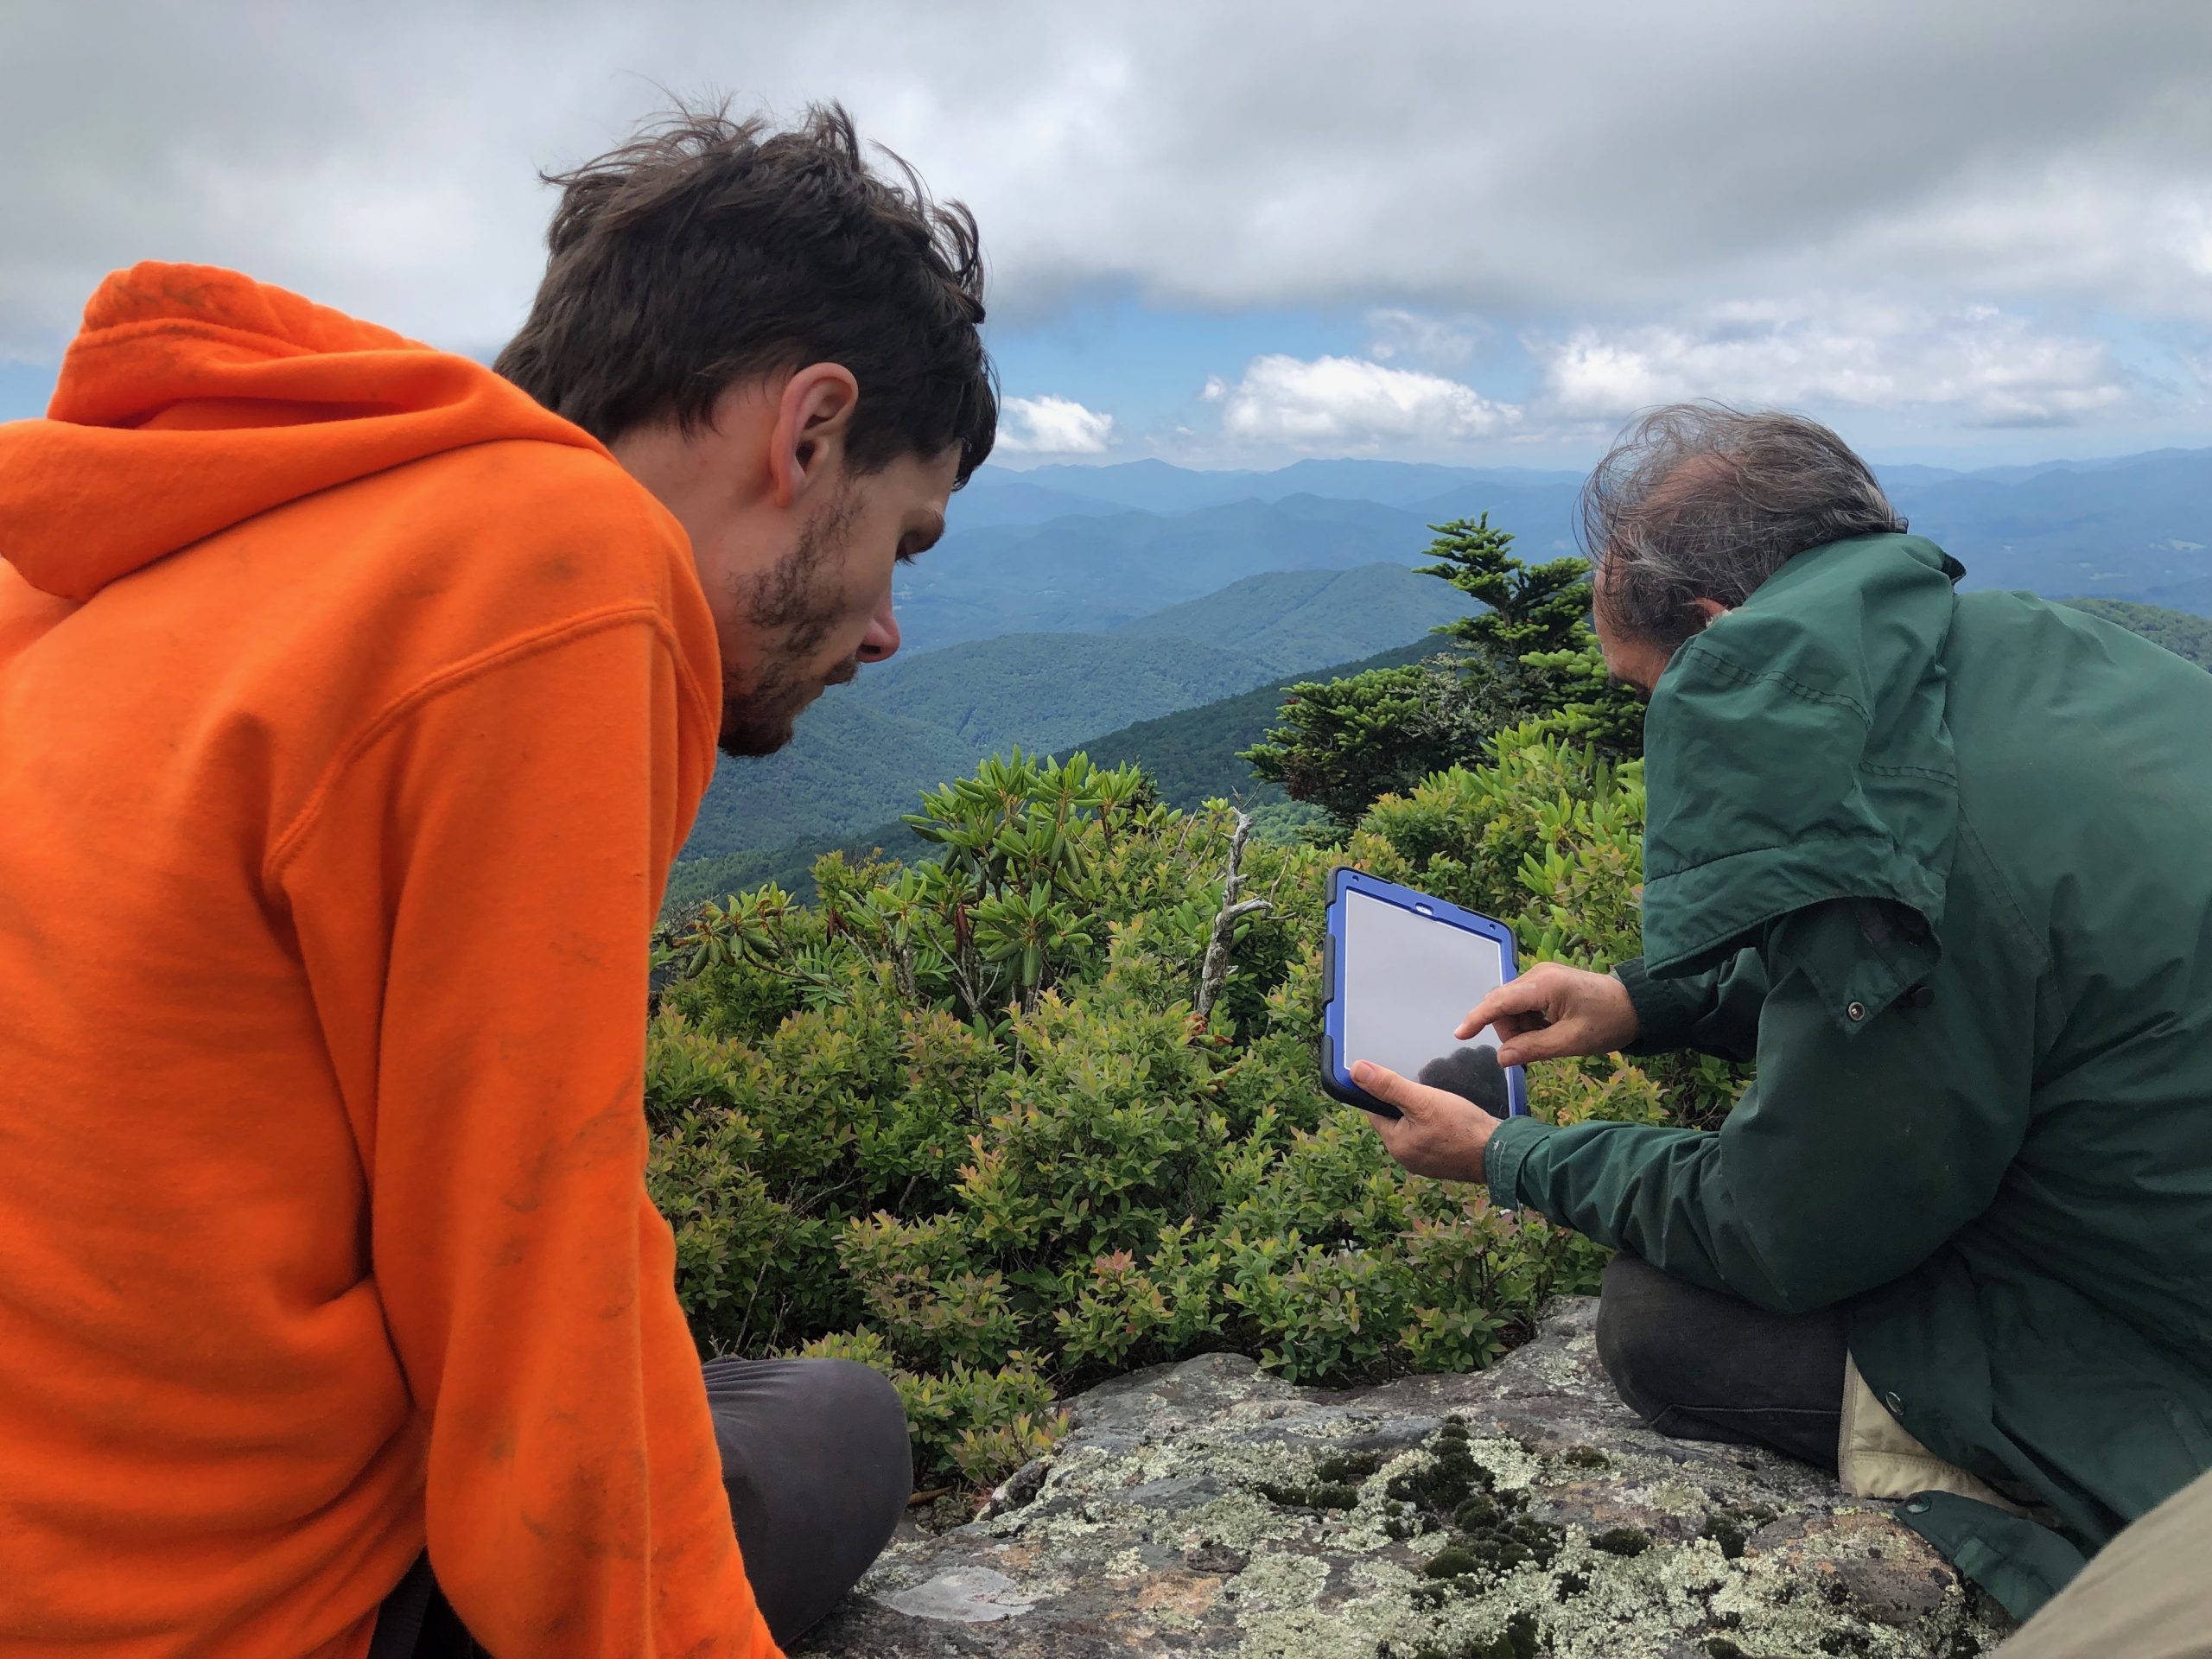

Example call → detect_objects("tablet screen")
1339 887 1513 1103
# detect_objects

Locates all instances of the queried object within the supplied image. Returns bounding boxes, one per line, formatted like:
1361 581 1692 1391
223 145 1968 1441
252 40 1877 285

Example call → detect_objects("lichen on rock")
797 1299 2014 1658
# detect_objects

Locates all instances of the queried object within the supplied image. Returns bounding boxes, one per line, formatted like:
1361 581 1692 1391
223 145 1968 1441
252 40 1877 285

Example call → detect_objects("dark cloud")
3 1 2207 451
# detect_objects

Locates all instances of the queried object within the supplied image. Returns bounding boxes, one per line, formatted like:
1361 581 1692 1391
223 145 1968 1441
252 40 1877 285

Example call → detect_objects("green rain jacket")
1483 534 2212 1620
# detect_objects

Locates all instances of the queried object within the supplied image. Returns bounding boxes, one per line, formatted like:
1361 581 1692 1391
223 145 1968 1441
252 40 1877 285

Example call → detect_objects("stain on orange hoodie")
0 265 777 1658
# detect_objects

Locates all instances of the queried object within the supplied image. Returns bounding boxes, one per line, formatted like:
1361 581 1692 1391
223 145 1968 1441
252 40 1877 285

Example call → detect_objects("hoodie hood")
0 263 598 602
1638 533 1965 1020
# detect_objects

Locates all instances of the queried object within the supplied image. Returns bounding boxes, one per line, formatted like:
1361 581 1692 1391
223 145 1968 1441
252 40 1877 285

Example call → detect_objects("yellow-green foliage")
646 729 1741 1488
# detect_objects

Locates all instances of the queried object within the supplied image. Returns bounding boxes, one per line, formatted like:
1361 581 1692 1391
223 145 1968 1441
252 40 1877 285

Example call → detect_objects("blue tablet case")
1321 866 1531 1121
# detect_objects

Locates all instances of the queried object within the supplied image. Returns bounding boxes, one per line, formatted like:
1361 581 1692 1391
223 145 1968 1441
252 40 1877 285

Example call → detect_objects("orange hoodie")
0 265 776 1658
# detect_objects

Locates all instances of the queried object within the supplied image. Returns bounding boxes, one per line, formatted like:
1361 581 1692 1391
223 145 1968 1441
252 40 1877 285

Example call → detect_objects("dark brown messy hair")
498 101 997 483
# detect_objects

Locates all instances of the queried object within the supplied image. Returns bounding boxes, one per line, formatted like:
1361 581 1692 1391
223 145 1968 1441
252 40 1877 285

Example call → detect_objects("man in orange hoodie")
0 105 995 1658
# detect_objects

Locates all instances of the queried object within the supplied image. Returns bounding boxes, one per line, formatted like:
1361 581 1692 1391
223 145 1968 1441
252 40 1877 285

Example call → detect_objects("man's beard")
717 488 861 759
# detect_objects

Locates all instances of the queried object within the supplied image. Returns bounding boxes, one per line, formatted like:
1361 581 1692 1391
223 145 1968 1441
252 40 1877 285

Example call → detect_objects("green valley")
664 637 1444 912
1080 639 1438 807
849 631 1274 755
677 563 1478 872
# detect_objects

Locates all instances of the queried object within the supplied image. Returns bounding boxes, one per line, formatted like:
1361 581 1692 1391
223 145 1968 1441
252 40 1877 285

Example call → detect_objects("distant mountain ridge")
968 446 2212 515
969 457 1582 513
683 564 1476 865
663 636 1436 913
893 493 1490 652
1893 448 2212 601
912 447 2212 657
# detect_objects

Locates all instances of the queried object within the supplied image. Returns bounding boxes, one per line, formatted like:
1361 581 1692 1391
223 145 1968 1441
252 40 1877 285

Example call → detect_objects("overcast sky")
5 0 2210 467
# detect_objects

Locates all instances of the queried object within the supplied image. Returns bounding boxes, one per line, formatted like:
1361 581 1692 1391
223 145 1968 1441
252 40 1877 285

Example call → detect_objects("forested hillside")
682 634 1270 864
851 632 1274 753
1109 563 1472 672
2058 597 2212 664
1081 639 1433 806
680 563 1486 872
664 639 1436 913
664 819 926 915
678 699 979 874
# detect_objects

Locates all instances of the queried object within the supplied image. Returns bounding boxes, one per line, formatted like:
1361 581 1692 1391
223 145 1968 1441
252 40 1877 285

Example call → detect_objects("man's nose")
857 593 901 664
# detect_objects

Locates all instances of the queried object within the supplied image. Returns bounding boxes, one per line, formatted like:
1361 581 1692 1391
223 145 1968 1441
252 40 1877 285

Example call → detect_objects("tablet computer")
1321 866 1531 1121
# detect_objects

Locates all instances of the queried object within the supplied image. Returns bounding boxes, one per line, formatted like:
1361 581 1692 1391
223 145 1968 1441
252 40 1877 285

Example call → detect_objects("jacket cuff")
1484 1114 1554 1210
1615 957 1703 1055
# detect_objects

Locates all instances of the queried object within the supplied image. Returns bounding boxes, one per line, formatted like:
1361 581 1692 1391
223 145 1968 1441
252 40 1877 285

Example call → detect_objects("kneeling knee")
1594 1255 1673 1425
810 1359 914 1522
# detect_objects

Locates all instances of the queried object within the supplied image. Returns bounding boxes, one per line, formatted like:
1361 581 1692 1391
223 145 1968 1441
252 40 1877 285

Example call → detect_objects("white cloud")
1365 308 1482 369
995 393 1116 454
1206 354 1520 449
1533 300 2132 429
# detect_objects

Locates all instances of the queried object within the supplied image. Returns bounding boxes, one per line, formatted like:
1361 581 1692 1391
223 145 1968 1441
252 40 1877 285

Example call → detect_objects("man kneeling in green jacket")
1355 403 2212 1627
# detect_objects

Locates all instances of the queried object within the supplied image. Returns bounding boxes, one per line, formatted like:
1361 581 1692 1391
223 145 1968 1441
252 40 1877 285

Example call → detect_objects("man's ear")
768 363 861 510
1690 596 1731 630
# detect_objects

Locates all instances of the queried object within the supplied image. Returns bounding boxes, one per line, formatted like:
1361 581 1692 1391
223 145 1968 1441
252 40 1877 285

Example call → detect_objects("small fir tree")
1243 513 1644 831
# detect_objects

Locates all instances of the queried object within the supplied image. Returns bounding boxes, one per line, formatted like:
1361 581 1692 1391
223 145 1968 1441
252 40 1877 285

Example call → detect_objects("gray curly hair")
1580 402 1906 649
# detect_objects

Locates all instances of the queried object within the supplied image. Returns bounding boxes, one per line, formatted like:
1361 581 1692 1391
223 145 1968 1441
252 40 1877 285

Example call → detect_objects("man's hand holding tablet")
1323 870 1535 1183
1363 964 1644 1180
1351 1056 1506 1182
1323 863 1643 1185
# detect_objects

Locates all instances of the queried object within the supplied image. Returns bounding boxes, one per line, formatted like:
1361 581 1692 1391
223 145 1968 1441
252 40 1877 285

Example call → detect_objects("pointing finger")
1455 975 1550 1039
1495 1020 1580 1067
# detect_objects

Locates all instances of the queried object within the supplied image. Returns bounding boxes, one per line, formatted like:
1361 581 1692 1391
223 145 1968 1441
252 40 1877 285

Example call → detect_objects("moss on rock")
800 1300 2016 1659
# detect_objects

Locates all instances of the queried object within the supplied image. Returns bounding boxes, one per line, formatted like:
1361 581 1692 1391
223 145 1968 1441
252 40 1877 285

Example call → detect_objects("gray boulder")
799 1299 2013 1658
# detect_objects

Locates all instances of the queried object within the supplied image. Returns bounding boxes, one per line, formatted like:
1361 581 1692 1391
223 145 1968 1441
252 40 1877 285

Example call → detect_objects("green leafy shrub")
790 1327 1065 1488
644 729 1732 1491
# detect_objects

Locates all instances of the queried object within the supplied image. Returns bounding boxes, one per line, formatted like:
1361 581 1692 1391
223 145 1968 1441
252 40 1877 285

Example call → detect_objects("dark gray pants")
372 1357 912 1656
1594 1253 1848 1471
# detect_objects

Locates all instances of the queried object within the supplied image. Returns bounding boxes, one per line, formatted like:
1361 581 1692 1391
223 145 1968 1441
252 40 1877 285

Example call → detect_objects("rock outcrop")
799 1299 2013 1658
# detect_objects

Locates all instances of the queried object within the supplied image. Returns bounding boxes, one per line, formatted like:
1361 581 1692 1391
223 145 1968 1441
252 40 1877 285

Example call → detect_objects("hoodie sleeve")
275 609 773 1657
1485 898 2034 1314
